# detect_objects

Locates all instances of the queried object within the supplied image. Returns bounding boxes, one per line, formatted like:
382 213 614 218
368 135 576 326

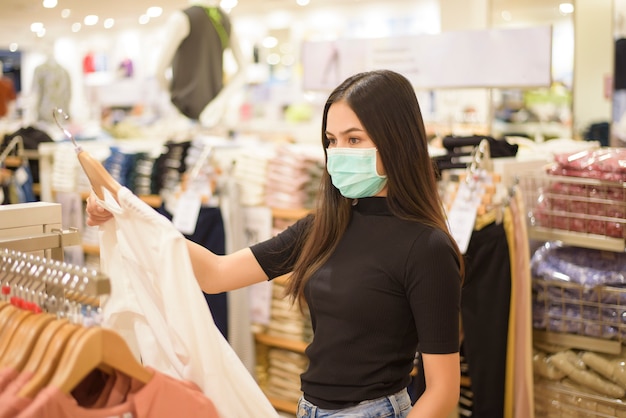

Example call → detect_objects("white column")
573 0 613 138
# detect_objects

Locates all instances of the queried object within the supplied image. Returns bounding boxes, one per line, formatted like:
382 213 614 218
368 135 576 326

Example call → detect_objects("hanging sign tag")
172 191 202 235
446 180 482 254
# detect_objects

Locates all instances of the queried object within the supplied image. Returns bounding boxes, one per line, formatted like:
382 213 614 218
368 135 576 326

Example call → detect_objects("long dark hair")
286 69 465 306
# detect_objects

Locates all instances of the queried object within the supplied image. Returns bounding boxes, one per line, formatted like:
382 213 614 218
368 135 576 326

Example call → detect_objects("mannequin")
31 44 71 124
155 0 247 128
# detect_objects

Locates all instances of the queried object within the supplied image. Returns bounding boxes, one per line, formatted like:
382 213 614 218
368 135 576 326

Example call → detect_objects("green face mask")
326 147 387 199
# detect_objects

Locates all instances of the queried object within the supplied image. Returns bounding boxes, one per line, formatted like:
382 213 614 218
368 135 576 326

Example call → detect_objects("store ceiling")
1 0 572 52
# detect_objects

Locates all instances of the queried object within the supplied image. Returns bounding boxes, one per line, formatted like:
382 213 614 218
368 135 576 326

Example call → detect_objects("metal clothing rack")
0 201 81 261
0 248 110 314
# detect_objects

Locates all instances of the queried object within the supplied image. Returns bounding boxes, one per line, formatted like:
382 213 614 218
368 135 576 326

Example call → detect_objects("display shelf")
254 332 308 354
528 227 625 253
533 330 622 355
82 244 100 255
265 395 298 415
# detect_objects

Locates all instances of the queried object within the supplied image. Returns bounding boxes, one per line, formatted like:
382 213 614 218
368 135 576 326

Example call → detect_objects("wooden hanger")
0 308 32 359
0 302 17 328
52 108 121 200
0 313 55 370
48 326 153 394
78 151 121 200
18 322 82 399
10 317 68 372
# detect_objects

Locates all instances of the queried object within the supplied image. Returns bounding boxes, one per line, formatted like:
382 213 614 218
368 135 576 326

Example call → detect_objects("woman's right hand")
85 191 113 226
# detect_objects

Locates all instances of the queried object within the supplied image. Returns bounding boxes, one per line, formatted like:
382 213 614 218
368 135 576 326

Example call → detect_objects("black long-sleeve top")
250 197 461 409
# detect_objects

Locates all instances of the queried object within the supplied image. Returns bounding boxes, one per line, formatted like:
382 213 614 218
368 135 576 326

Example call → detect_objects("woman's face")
325 101 386 177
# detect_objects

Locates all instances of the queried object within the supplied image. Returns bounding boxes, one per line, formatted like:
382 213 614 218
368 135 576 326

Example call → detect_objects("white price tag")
446 181 481 254
172 191 202 235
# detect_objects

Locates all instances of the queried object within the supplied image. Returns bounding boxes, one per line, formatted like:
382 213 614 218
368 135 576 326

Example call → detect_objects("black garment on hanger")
433 135 518 177
615 38 626 90
3 126 53 184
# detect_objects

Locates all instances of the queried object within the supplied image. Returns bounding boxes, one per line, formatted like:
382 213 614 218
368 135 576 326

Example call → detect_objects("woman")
87 69 464 418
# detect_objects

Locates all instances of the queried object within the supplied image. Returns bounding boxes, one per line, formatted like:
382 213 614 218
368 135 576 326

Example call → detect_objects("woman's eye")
326 137 336 146
348 137 360 145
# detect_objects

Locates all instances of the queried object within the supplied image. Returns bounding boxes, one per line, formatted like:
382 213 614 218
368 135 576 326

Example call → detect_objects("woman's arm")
186 241 269 294
86 191 270 294
408 352 460 418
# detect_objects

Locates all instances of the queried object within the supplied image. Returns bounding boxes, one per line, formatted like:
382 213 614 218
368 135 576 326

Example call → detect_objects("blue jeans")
296 389 412 418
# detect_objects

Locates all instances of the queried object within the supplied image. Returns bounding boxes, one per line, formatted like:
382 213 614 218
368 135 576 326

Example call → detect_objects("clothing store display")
265 145 324 210
31 59 71 124
251 196 461 409
3 126 54 184
170 6 231 119
96 186 277 418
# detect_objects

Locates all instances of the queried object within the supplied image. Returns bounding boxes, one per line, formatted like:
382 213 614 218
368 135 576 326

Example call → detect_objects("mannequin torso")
154 0 246 127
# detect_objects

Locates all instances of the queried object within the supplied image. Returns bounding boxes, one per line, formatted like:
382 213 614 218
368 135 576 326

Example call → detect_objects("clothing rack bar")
0 228 81 257
0 248 111 301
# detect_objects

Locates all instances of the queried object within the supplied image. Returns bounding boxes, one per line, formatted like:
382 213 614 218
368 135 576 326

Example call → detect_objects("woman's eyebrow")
325 127 364 136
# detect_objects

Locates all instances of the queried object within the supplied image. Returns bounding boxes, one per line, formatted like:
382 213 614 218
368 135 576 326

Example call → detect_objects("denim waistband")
297 389 411 418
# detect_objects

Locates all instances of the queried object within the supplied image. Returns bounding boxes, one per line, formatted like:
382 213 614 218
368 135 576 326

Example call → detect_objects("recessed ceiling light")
221 0 238 10
61 9 71 18
104 18 115 29
139 15 150 25
296 0 310 6
30 22 44 32
72 22 81 32
43 0 57 9
84 15 99 26
147 7 162 18
559 3 574 14
262 36 278 48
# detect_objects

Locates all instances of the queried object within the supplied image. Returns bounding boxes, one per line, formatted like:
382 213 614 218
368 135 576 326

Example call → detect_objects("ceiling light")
262 36 278 48
9 43 18 52
61 9 71 18
147 7 162 18
266 53 281 65
559 3 574 14
139 15 150 25
104 18 115 29
30 22 44 32
221 0 238 11
72 22 81 32
84 15 99 26
36 28 46 38
43 0 57 9
296 0 310 5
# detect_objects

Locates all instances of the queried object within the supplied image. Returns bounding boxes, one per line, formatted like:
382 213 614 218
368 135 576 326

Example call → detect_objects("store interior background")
0 0 620 148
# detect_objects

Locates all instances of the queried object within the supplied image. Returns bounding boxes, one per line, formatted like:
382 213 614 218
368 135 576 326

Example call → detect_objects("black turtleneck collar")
351 197 391 215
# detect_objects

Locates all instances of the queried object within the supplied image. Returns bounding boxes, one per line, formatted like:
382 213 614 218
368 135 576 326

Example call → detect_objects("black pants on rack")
413 222 511 417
